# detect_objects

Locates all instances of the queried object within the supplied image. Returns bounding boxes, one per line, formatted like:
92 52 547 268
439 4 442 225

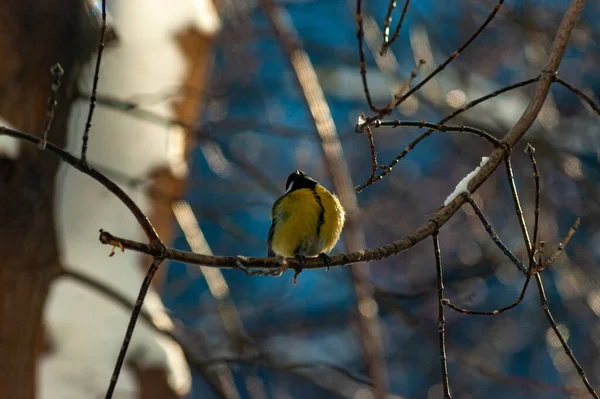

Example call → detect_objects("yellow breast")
270 185 345 257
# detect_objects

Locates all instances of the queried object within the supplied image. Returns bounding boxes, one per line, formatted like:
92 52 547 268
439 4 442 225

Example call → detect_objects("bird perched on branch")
267 170 345 278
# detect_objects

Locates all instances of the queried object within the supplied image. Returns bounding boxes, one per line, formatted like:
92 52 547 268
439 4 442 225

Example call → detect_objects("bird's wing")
267 196 285 257
267 194 287 256
266 221 275 257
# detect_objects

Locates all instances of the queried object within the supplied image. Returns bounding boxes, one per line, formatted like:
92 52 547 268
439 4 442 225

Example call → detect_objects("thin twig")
555 76 600 116
525 143 540 270
535 274 599 398
504 154 532 259
375 119 501 146
39 63 64 150
465 194 527 273
381 0 398 52
357 112 381 190
380 0 410 55
105 257 165 399
392 59 426 104
433 233 452 398
444 275 532 316
444 276 531 316
356 0 385 112
81 0 107 163
539 218 580 271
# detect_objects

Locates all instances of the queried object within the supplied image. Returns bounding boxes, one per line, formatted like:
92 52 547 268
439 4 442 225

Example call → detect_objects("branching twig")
81 0 107 163
506 142 598 398
388 0 505 109
358 0 506 127
433 233 452 398
527 145 597 397
380 0 410 55
539 218 580 271
357 76 540 190
356 0 422 114
441 193 533 315
357 112 381 190
39 63 64 150
358 0 583 189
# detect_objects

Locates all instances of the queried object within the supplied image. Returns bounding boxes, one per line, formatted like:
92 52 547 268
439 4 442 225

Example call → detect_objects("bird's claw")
318 253 331 271
293 255 306 285
276 255 288 277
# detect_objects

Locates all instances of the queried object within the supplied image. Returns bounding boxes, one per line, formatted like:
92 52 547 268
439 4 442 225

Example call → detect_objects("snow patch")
443 157 489 206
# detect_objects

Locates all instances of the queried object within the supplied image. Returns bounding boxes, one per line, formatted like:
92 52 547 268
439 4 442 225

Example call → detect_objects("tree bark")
0 1 97 397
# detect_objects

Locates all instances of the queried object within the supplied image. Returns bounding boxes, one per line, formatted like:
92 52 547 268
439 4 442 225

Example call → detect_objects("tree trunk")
0 1 97 397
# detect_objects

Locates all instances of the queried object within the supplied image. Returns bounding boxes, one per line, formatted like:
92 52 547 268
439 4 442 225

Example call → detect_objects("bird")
267 170 345 273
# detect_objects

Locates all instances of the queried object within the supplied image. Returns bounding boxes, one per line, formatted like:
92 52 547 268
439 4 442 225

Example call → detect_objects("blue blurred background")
162 1 600 397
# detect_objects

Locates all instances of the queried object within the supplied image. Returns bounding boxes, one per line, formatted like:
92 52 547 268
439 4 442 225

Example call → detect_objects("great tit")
267 170 345 268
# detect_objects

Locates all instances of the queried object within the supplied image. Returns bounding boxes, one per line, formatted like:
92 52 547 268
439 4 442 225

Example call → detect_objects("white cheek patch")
285 182 294 193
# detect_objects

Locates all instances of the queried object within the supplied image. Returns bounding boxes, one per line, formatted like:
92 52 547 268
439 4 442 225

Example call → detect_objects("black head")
285 170 318 193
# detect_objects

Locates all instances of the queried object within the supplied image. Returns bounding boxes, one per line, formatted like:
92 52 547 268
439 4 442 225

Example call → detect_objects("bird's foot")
276 255 288 277
293 255 306 285
318 253 331 271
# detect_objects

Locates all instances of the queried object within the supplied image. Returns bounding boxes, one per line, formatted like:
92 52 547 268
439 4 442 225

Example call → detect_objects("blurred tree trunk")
0 1 96 397
141 27 236 399
144 27 213 287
